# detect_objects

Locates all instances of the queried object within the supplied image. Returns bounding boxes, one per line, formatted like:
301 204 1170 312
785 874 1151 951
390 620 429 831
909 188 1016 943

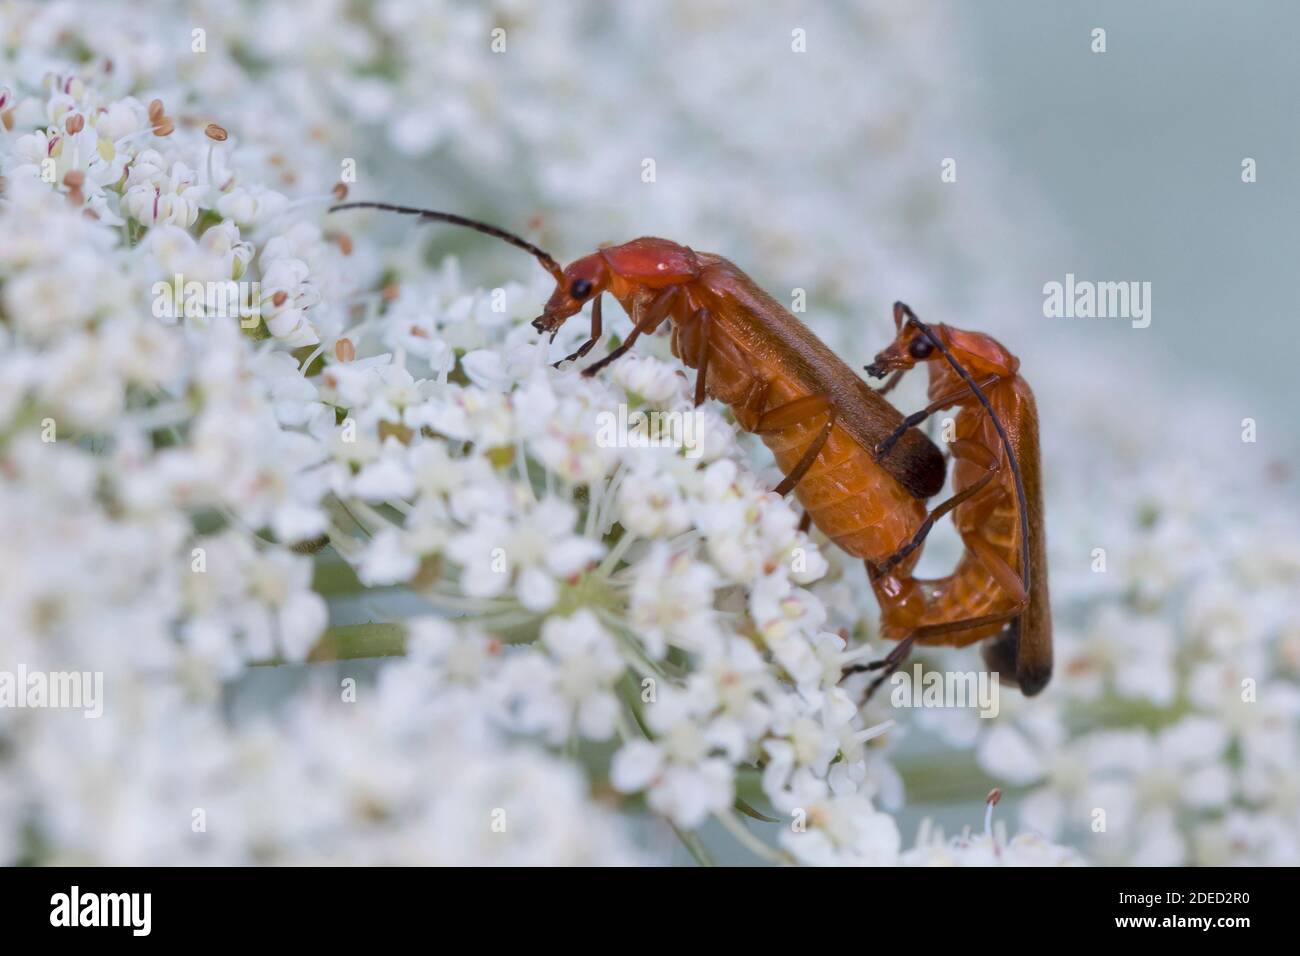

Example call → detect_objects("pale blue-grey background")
957 0 1298 417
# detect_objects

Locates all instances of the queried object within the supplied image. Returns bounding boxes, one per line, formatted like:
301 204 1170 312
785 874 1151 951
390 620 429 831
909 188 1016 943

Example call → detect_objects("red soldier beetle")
329 203 1048 696
862 303 1051 695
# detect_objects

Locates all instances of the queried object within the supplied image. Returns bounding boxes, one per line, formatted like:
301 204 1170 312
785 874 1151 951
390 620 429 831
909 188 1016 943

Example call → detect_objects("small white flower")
610 681 738 828
351 439 416 501
357 528 420 587
774 775 901 867
448 497 602 611
627 543 719 656
217 186 288 228
902 822 1087 867
124 159 206 227
500 610 625 742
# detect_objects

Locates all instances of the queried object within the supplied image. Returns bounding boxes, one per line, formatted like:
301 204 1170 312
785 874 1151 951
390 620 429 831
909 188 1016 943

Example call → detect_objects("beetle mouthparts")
864 361 887 378
531 316 548 332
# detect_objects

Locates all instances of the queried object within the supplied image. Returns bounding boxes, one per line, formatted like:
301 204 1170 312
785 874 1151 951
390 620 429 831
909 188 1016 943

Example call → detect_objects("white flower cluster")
902 819 1087 868
965 414 1300 866
5 0 1287 868
0 67 653 863
12 669 647 865
305 327 913 858
2 0 1005 866
0 156 332 680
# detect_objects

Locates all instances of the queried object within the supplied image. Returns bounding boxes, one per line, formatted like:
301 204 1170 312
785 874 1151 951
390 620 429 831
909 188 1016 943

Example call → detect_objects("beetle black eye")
570 278 593 299
908 336 934 360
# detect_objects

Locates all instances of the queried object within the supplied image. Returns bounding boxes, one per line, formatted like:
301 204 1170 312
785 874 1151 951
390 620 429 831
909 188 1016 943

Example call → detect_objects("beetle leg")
777 410 837 496
554 295 602 367
874 438 1000 577
798 511 812 534
752 394 838 497
877 522 1031 648
874 374 1001 460
848 599 1035 704
910 601 1029 642
874 368 905 396
847 592 1029 705
580 287 677 377
754 394 832 432
855 594 1027 700
848 541 1030 699
774 413 836 497
691 308 711 406
842 632 917 703
581 335 640 377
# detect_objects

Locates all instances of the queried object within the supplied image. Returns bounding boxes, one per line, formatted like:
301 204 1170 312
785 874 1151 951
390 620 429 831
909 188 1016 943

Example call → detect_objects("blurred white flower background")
0 0 1296 866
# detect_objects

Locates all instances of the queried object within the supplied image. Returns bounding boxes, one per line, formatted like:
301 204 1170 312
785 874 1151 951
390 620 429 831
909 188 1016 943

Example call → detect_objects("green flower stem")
669 822 717 867
597 528 637 577
888 754 1005 805
346 498 398 535
325 498 370 546
598 610 670 681
250 622 407 667
312 555 366 595
714 810 789 865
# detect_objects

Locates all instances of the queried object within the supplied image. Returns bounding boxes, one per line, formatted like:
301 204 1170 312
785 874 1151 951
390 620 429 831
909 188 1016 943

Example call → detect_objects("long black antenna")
896 303 1032 599
329 201 565 283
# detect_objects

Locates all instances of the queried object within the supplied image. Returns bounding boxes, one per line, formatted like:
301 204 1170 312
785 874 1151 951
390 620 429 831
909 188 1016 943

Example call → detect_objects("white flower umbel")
5 0 1289 868
900 790 1087 867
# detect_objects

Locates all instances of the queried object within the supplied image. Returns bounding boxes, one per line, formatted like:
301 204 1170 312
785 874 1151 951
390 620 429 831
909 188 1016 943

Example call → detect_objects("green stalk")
250 622 407 666
670 823 717 867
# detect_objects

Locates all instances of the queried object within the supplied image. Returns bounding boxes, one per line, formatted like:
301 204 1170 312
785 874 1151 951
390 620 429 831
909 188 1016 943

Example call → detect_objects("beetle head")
865 316 940 378
532 253 609 337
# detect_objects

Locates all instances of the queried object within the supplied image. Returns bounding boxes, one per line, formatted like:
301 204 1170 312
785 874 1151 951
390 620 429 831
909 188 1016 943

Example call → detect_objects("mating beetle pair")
332 202 1051 696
